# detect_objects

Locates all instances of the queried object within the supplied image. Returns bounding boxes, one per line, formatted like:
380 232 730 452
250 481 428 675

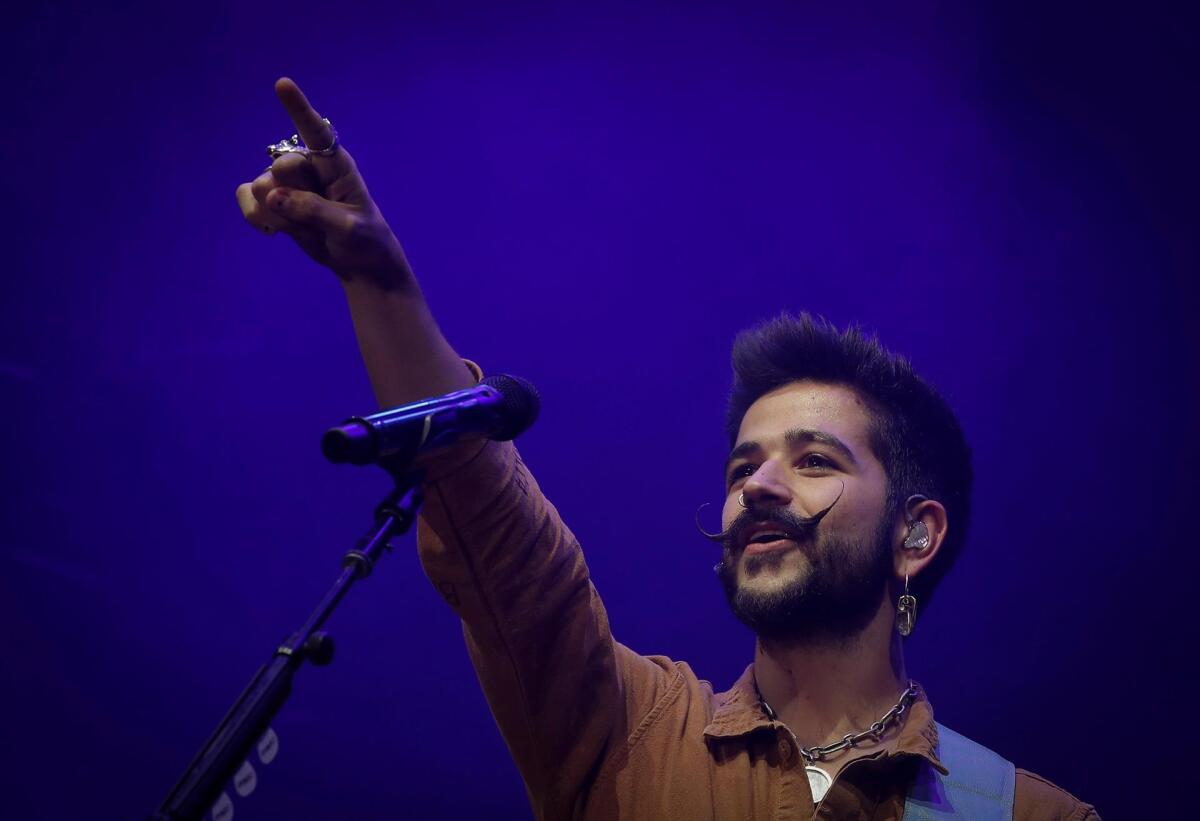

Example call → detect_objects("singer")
236 78 1098 820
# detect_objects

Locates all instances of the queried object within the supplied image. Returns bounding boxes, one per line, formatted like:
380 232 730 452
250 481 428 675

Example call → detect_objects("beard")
717 505 893 645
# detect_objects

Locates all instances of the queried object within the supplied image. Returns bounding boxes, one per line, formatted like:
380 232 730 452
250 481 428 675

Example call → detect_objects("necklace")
753 679 919 803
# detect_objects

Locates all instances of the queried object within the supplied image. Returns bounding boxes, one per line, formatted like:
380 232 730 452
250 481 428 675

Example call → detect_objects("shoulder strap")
902 722 1016 820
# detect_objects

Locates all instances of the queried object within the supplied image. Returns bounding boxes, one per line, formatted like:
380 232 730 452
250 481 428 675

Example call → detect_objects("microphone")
321 374 540 466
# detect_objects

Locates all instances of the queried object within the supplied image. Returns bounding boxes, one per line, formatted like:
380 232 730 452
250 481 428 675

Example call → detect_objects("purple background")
4 3 1196 818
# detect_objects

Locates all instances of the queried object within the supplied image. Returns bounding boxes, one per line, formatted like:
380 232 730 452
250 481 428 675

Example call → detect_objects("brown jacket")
416 439 1098 820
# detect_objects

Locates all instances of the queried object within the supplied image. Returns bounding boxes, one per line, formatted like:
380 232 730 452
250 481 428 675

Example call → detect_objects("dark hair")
725 312 973 607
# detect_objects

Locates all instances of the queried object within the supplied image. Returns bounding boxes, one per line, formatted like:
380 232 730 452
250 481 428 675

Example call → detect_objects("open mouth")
742 528 804 555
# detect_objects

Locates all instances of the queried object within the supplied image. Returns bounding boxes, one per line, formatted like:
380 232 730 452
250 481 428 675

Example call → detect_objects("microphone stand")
151 466 424 821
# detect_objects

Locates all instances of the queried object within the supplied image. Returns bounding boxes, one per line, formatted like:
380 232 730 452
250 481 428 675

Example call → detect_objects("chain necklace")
753 679 919 802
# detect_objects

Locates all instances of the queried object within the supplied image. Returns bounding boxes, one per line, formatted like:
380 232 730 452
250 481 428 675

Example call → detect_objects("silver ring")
266 118 337 159
737 492 747 508
267 134 308 160
308 118 338 156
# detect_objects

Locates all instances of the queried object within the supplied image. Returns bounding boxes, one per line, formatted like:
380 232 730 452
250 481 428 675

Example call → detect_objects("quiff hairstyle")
725 313 973 607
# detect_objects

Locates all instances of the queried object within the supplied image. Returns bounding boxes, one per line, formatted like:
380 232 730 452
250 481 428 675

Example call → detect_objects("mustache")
695 482 845 548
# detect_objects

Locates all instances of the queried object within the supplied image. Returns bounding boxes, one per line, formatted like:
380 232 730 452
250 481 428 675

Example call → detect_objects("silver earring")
897 573 918 636
903 520 930 550
737 492 747 508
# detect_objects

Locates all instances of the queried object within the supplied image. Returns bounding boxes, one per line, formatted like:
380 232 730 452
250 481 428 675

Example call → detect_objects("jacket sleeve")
414 439 675 820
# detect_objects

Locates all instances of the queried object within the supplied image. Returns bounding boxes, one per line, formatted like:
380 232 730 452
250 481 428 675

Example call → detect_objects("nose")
741 459 793 508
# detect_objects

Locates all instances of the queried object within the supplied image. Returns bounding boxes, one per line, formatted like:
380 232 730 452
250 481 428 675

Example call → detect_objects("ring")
266 134 307 160
309 118 339 156
266 117 338 160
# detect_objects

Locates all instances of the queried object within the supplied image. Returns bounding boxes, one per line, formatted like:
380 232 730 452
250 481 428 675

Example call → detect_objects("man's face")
719 380 896 642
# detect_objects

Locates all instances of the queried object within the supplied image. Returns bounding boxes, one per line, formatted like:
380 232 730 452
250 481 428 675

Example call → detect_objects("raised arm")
235 77 474 407
236 81 675 819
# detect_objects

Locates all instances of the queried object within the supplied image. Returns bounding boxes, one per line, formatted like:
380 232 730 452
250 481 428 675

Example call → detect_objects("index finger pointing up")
275 77 335 152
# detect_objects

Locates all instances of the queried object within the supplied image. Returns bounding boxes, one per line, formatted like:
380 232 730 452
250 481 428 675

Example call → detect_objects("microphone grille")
481 374 541 441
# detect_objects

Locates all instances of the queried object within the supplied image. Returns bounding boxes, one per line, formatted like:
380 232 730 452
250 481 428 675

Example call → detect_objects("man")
237 78 1098 820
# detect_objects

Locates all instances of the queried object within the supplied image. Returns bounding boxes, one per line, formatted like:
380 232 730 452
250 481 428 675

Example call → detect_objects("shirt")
415 438 1099 820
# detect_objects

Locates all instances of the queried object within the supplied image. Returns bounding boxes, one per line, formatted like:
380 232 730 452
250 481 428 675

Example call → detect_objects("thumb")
266 187 351 234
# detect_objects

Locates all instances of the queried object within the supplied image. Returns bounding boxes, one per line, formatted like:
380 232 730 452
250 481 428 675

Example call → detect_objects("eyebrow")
724 428 859 478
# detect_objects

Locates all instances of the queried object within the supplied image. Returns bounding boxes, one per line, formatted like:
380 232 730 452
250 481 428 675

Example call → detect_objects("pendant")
805 765 832 803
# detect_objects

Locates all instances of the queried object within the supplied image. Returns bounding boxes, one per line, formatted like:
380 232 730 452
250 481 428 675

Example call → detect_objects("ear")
891 495 948 585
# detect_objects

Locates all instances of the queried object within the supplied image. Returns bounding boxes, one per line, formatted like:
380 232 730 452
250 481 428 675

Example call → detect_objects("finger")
266 186 354 234
250 162 320 211
275 77 335 153
237 183 291 235
237 181 261 217
269 153 321 191
237 183 283 233
249 170 275 206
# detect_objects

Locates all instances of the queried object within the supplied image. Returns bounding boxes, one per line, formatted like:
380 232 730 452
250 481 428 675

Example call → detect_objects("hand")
236 78 411 288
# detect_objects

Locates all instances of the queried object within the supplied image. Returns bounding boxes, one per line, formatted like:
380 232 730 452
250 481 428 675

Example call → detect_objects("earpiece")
902 494 932 551
903 521 930 551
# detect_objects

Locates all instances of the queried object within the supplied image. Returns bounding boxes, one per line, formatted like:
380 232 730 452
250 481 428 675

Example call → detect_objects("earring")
903 520 930 550
896 574 918 636
737 492 747 508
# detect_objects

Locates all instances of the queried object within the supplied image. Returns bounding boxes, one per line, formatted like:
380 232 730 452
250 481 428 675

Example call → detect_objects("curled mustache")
694 482 845 548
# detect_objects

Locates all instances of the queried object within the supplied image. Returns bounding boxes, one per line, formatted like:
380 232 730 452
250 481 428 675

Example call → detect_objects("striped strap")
902 722 1016 820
